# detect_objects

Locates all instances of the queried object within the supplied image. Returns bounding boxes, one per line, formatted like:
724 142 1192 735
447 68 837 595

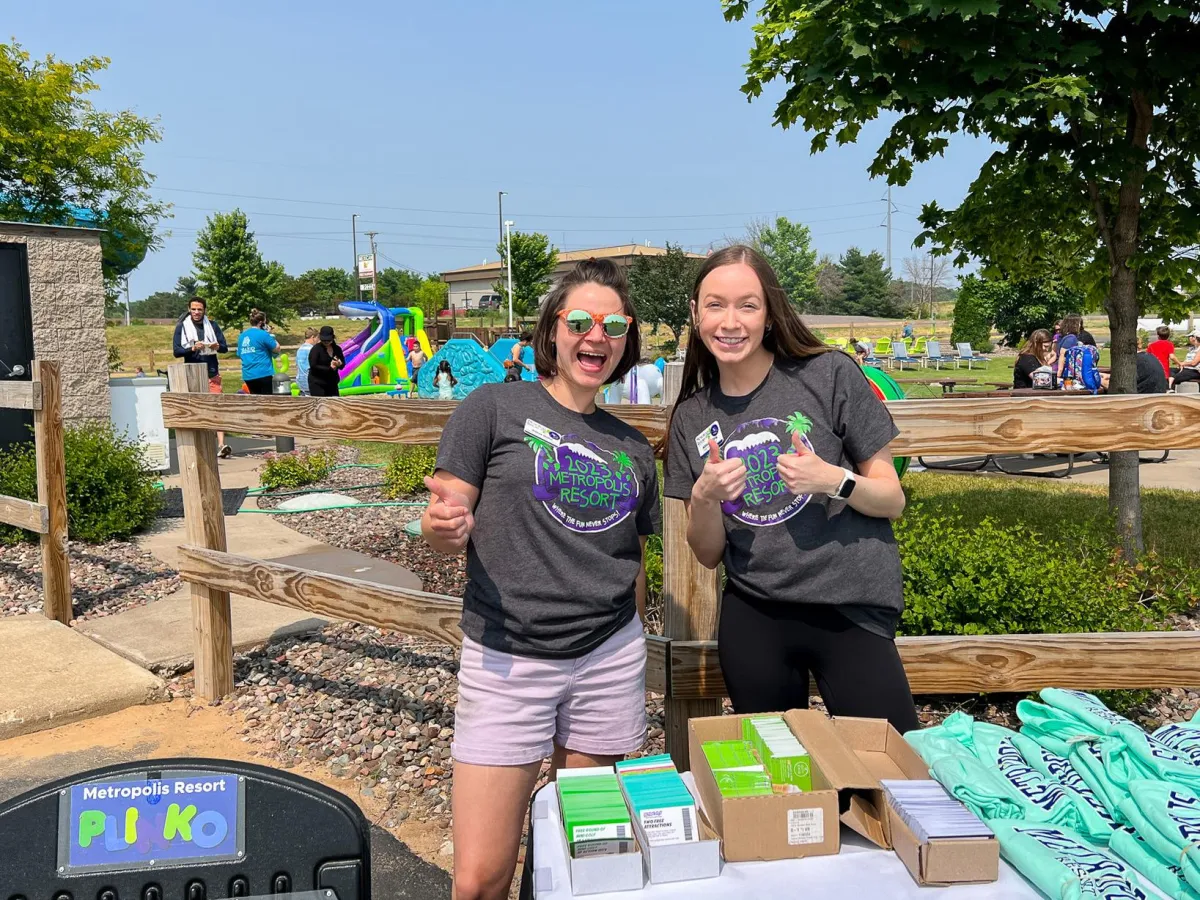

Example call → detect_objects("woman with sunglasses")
422 258 659 900
664 245 918 735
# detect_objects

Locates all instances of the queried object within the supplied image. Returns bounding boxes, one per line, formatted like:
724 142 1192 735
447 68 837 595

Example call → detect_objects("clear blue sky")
15 0 992 300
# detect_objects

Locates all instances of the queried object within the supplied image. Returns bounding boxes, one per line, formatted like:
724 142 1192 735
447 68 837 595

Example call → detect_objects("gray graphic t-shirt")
664 352 903 636
437 381 661 658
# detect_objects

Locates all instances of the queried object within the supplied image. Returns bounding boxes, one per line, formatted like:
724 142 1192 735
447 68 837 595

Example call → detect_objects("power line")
155 185 891 222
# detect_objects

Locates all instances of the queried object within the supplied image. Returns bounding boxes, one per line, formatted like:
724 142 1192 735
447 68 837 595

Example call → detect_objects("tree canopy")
747 216 819 310
192 210 285 326
628 242 700 348
495 231 558 315
0 41 168 287
723 0 1200 554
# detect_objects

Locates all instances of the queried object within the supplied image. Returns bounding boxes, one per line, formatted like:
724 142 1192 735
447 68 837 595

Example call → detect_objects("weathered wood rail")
0 361 70 623
162 361 1200 766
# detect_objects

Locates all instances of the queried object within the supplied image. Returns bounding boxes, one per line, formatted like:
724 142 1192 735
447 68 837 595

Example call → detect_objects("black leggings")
1173 367 1200 385
718 587 920 734
245 375 274 395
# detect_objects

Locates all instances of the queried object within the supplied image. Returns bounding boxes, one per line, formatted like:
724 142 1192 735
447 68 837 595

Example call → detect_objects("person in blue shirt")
237 309 280 394
902 321 914 340
295 327 317 395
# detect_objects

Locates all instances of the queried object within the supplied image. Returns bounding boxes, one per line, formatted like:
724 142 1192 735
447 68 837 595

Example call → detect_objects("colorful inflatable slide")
329 301 435 396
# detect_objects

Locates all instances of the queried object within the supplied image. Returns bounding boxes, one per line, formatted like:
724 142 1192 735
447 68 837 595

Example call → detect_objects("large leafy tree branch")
724 0 1200 557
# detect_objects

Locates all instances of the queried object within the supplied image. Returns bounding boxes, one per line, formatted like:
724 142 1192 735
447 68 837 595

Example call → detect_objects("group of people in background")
1011 313 1200 394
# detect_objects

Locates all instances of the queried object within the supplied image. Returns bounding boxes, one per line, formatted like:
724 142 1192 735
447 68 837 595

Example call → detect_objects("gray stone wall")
0 224 110 422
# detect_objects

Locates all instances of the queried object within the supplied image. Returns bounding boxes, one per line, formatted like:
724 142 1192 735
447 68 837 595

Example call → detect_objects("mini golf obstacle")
862 365 910 477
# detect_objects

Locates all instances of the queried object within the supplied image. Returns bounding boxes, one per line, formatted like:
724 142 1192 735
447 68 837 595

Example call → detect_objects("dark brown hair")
675 244 829 403
1018 329 1053 362
188 296 206 309
532 258 641 384
249 309 267 328
1060 313 1083 337
1157 325 1171 340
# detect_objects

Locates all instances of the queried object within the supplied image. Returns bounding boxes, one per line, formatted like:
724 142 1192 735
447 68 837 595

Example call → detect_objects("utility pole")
366 231 379 301
124 275 131 327
885 185 893 274
504 220 515 329
351 214 360 301
498 191 506 258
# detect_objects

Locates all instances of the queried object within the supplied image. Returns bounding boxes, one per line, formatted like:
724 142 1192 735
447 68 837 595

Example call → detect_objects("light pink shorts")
452 615 647 766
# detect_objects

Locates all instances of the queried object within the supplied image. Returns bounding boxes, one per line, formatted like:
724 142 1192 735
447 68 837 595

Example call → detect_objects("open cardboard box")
689 709 858 862
830 716 999 886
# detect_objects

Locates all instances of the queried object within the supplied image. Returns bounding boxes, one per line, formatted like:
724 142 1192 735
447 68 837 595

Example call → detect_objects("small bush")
259 447 337 490
0 422 161 544
895 504 1193 637
383 445 438 497
107 344 122 373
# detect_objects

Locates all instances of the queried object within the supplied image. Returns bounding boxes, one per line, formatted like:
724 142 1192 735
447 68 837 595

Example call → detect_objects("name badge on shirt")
695 421 724 458
524 419 563 447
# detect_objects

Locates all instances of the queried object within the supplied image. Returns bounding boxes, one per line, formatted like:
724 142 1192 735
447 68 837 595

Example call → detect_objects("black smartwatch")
828 468 857 500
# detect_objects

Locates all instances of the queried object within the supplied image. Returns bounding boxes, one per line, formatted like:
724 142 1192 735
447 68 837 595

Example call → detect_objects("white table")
530 777 1043 899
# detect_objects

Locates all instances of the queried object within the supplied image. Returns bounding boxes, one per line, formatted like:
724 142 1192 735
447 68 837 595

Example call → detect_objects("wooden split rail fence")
0 360 70 623
162 361 1200 767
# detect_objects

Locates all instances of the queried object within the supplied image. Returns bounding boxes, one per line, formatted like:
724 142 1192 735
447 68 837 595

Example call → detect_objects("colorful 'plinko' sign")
62 773 243 873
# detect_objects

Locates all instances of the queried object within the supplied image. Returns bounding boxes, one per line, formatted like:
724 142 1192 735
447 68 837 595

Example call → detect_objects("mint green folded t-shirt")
1109 826 1195 900
989 821 1151 900
1009 729 1118 842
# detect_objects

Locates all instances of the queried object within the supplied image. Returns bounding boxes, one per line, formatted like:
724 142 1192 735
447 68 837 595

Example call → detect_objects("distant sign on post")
357 254 375 278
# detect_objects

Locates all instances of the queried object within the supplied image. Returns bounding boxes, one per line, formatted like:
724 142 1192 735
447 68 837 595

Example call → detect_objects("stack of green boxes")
701 739 773 798
742 716 813 791
614 754 699 846
557 768 635 858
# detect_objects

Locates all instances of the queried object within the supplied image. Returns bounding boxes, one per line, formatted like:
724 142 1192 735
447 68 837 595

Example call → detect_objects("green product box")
557 773 621 794
701 740 762 773
560 794 634 845
762 744 812 791
713 770 773 798
742 717 812 791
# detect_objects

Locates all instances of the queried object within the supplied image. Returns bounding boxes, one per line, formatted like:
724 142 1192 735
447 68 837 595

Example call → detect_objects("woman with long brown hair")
1014 328 1054 389
664 245 917 733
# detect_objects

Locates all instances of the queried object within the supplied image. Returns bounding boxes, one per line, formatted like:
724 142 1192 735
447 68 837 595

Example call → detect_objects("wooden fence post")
168 362 234 699
660 361 723 769
33 360 70 624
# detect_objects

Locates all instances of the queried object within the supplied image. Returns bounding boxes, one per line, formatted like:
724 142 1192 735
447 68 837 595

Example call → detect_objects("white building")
441 244 707 311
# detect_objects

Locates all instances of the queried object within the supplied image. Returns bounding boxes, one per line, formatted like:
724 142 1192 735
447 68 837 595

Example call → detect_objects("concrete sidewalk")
0 616 165 740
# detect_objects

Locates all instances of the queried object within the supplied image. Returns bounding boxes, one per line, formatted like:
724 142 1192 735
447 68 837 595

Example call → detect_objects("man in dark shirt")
172 296 231 456
1136 350 1168 394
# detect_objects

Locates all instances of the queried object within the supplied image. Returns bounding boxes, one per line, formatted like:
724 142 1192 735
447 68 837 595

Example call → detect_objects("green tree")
747 216 819 310
628 242 700 348
298 267 354 310
812 255 845 314
129 290 189 319
839 248 897 317
988 278 1083 349
495 231 558 316
376 268 424 304
192 210 281 326
0 41 168 289
949 276 995 352
411 277 448 323
723 0 1200 556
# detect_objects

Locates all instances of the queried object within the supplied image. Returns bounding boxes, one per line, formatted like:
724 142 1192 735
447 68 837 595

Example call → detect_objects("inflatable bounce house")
318 301 435 396
862 364 909 477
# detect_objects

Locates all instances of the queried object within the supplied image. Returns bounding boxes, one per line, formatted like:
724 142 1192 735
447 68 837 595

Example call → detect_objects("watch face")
838 474 857 499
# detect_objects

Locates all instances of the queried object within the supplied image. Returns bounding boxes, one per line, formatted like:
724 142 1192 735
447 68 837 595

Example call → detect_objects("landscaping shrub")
949 275 995 352
383 445 438 497
259 447 337 490
0 422 161 544
895 504 1194 637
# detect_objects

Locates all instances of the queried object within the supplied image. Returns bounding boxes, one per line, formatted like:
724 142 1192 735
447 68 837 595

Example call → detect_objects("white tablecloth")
531 776 1044 899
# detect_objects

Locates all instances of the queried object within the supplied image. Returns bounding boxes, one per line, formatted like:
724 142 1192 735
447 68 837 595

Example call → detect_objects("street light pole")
504 220 515 330
351 214 360 301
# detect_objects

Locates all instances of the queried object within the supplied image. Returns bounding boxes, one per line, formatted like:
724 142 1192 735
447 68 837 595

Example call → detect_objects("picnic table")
914 387 1170 475
905 377 979 395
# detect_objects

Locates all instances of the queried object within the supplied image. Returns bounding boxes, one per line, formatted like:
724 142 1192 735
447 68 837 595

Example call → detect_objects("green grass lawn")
904 471 1198 566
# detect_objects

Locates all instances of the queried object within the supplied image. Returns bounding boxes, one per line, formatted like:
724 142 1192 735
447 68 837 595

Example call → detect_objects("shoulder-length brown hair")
675 244 829 405
532 258 641 385
1018 329 1052 362
1060 313 1083 337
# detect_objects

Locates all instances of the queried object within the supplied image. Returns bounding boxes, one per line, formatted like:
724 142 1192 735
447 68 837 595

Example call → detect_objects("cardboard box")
540 788 644 895
830 715 999 886
622 776 723 884
689 710 850 862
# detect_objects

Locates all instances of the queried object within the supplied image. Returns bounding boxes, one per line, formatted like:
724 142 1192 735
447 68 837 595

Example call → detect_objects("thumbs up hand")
423 475 476 552
693 438 747 506
776 432 842 497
